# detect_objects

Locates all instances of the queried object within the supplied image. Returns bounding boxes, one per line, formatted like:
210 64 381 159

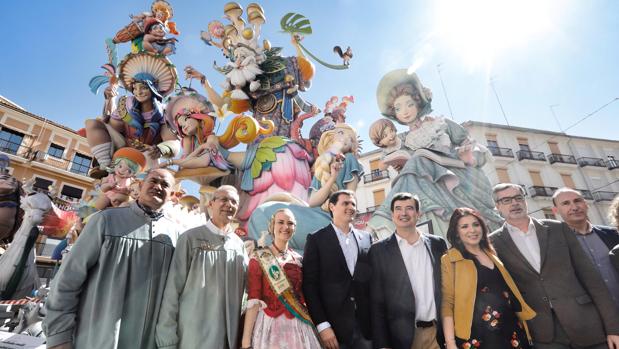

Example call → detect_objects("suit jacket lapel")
386 234 415 298
326 225 353 276
532 219 549 271
498 225 539 275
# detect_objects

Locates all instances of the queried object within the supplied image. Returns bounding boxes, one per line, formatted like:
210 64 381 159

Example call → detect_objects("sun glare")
434 0 557 67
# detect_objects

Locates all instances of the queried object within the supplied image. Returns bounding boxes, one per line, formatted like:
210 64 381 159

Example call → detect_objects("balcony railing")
593 191 618 202
488 146 514 158
517 150 546 162
547 153 577 165
363 170 390 184
528 186 557 198
578 189 594 200
577 157 606 168
0 145 92 176
608 159 619 170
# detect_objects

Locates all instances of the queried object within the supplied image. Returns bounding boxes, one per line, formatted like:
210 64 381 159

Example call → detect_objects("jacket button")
350 297 355 302
542 297 548 301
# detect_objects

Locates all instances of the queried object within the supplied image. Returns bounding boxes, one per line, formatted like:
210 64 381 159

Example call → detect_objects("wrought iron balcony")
547 154 577 165
517 150 546 162
593 191 618 202
487 146 514 158
577 157 606 168
578 189 594 200
363 170 390 184
528 186 557 198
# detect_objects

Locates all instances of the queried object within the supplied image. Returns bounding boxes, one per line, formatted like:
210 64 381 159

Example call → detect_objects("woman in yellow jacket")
441 208 535 349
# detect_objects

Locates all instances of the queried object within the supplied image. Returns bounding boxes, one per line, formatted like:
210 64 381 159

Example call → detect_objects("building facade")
355 120 619 231
0 96 95 202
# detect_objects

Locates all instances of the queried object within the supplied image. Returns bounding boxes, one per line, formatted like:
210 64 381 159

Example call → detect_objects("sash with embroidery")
255 248 314 326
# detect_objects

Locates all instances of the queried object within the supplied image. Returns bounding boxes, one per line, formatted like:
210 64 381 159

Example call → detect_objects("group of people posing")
41 169 619 349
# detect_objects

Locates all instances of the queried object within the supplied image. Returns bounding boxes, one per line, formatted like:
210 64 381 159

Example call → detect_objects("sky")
1 1 618 158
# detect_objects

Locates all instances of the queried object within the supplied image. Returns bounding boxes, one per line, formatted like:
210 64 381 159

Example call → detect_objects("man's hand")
608 335 619 349
319 327 339 349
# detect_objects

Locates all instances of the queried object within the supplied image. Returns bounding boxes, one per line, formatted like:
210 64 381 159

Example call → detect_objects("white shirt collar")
206 219 234 236
395 231 424 247
332 223 354 236
505 218 535 235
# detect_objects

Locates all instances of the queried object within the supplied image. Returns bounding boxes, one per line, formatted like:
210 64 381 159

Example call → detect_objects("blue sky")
1 0 618 150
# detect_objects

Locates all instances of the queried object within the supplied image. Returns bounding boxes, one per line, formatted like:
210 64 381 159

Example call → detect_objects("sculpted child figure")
95 147 146 210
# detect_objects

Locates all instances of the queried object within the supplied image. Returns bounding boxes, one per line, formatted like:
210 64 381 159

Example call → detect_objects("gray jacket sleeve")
563 223 619 334
155 232 192 348
42 212 106 347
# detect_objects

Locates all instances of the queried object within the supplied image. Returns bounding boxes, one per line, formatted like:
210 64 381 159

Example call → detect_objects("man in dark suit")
551 187 619 308
303 190 373 349
369 192 447 349
490 183 619 349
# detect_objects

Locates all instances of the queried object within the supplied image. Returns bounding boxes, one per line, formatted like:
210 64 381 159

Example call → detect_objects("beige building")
355 120 619 230
0 95 95 202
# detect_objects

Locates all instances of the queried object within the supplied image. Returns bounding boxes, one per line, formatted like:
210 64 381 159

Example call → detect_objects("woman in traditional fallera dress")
241 209 322 349
441 208 535 349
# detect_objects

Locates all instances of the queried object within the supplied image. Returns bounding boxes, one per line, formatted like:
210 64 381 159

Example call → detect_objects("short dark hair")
492 183 526 202
390 192 420 212
328 190 356 217
446 207 495 259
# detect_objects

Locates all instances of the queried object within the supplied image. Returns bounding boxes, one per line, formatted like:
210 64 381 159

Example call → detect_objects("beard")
226 59 262 87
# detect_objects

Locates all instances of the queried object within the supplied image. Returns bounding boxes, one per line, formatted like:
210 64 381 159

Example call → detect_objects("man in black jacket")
369 192 447 349
552 187 619 307
303 190 373 349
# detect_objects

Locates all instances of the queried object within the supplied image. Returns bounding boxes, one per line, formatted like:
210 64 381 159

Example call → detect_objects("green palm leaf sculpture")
280 12 349 70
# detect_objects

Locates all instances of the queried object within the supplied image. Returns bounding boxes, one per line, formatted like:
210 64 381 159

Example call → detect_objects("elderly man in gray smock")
43 169 181 349
156 185 248 349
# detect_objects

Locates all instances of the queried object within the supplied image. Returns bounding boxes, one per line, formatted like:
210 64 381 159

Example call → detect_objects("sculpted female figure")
85 52 179 178
368 69 503 237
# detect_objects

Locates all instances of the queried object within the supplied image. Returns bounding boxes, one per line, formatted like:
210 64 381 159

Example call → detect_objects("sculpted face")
115 159 135 178
379 127 398 148
133 82 153 103
393 94 419 124
177 115 199 137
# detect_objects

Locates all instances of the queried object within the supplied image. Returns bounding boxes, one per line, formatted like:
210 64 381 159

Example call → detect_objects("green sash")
255 247 314 326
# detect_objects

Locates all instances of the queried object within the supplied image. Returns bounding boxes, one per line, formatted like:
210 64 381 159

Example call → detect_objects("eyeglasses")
496 195 525 205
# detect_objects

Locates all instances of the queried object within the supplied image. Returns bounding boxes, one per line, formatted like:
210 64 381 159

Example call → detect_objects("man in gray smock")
43 169 180 349
156 185 247 349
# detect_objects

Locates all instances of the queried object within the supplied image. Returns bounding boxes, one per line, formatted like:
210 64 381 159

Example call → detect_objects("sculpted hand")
319 328 339 349
608 335 619 349
184 66 205 82
144 145 162 160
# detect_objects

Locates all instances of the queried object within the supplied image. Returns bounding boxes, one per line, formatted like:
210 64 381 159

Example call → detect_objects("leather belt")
415 320 435 328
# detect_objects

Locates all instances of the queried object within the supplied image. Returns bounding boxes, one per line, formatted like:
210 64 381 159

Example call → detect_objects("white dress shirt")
332 223 359 276
506 219 541 273
205 219 234 236
395 233 437 321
